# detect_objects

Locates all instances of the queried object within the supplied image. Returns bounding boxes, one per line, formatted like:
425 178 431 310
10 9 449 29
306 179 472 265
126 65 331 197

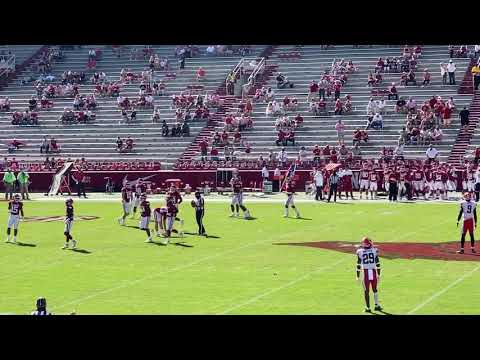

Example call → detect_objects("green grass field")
2 195 480 315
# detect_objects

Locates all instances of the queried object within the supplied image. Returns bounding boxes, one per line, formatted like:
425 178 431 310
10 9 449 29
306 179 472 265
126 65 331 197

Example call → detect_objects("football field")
2 194 480 315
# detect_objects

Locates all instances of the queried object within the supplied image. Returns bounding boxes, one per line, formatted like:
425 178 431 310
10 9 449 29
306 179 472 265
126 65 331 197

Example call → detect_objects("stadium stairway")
450 93 480 164
0 45 263 168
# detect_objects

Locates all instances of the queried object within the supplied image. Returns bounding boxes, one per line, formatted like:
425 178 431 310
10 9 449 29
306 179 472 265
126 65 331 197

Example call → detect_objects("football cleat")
161 239 169 245
364 308 372 313
145 238 153 243
62 244 69 249
457 249 464 254
11 238 17 244
283 214 288 218
472 248 476 253
71 240 77 249
229 213 235 218
374 305 383 311
5 238 10 243
296 214 301 219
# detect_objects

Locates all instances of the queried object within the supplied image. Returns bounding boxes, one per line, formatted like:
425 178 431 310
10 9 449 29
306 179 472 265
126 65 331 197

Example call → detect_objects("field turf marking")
407 265 480 314
217 258 348 314
52 238 277 312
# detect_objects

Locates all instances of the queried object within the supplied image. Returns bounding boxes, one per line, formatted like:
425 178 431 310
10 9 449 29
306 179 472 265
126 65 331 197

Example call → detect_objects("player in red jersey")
167 186 184 227
118 185 133 226
368 168 378 200
62 198 76 249
359 165 370 199
412 167 426 199
456 192 477 254
424 166 434 199
339 165 354 200
139 194 153 243
5 194 24 244
229 173 251 219
163 194 179 244
284 177 300 218
356 237 382 313
446 166 458 200
433 167 447 200
131 179 144 219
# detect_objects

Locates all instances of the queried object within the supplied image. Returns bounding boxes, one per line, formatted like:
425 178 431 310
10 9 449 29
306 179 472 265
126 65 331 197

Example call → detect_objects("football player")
131 179 144 219
284 176 300 218
5 194 24 244
62 198 76 249
356 237 382 313
118 185 132 225
139 194 153 243
456 192 477 254
368 167 378 200
163 193 178 245
359 165 370 199
153 206 167 237
229 172 251 219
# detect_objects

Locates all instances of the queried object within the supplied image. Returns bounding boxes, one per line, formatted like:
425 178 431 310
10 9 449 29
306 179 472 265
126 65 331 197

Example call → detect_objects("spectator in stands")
447 60 456 85
422 69 431 87
394 143 404 161
425 144 439 164
338 144 349 161
298 147 308 165
376 97 387 115
0 96 10 111
335 119 345 145
161 120 169 136
199 138 208 161
277 148 288 166
440 63 448 85
371 113 384 130
40 136 50 154
352 143 362 159
405 70 417 86
152 108 161 123
196 67 206 81
276 73 293 89
388 82 398 100
210 147 219 161
125 137 134 152
472 61 480 91
50 137 59 153
460 106 470 128
334 98 343 115
308 80 319 102
366 98 377 115
431 126 443 144
181 122 190 137
116 137 123 152
312 145 321 165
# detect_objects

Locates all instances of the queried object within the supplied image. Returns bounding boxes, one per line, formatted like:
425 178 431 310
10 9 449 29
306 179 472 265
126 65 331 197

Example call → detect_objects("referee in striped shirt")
328 170 340 203
193 191 206 236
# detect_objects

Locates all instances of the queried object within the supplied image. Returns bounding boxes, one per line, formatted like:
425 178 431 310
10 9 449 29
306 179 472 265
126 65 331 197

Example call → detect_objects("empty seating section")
0 45 262 168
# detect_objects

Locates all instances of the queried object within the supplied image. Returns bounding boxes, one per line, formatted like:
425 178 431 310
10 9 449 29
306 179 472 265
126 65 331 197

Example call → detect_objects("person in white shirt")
474 168 480 202
366 98 377 115
376 98 387 115
425 144 439 164
298 146 308 164
394 143 404 159
440 63 448 85
371 113 383 130
277 148 288 165
273 167 281 192
313 168 324 201
261 165 269 181
447 60 456 85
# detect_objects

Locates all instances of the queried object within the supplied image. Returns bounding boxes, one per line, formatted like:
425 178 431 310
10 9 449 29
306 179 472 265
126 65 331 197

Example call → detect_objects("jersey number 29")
362 253 375 264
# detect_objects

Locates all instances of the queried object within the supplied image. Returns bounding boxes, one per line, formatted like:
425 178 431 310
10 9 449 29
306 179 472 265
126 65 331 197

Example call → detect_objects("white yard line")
51 238 275 312
217 258 348 315
407 265 480 314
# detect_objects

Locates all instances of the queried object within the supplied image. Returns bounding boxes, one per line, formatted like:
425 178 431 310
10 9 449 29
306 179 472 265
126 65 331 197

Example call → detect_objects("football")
191 200 196 207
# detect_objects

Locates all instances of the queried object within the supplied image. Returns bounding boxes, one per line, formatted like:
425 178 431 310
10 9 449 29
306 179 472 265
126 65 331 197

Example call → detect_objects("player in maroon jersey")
412 167 426 199
118 185 132 226
339 165 354 200
424 166 434 199
284 177 300 218
139 194 153 243
62 198 76 249
397 169 407 200
163 194 179 244
131 179 144 219
446 166 458 200
433 167 447 200
168 186 184 226
229 173 251 219
5 194 24 244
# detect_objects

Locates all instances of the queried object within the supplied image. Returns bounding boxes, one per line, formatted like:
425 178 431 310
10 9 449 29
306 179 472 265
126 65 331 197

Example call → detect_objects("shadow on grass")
125 225 140 229
173 242 194 248
16 242 37 247
71 249 92 254
376 310 394 315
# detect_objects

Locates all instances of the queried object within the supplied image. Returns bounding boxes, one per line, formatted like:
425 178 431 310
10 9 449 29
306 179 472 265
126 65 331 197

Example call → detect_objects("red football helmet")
361 237 373 248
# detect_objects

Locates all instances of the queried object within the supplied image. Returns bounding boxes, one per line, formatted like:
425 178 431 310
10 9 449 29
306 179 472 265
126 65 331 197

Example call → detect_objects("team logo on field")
22 216 99 222
277 241 480 262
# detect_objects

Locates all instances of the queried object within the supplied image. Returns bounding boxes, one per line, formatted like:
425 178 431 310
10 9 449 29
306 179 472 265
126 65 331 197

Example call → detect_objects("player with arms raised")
118 185 132 226
62 198 76 249
5 194 24 244
356 237 382 313
139 194 153 243
229 172 251 219
456 192 477 254
284 176 300 218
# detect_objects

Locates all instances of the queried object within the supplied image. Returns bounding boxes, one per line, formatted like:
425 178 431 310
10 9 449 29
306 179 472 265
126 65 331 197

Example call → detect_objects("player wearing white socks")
229 172 251 219
6 194 24 244
356 237 382 313
118 185 132 225
284 177 300 218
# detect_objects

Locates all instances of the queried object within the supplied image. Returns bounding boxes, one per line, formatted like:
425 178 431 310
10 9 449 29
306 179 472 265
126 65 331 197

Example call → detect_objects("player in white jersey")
356 237 382 313
456 192 477 254
131 180 143 219
359 168 370 199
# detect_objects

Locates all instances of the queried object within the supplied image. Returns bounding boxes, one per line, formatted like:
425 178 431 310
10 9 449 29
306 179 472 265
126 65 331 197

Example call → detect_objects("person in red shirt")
387 168 399 202
388 82 398 100
334 98 343 115
307 80 319 102
198 138 208 161
233 130 242 145
72 168 87 198
294 114 303 128
221 130 229 146
312 145 322 165
196 67 206 81
210 147 219 161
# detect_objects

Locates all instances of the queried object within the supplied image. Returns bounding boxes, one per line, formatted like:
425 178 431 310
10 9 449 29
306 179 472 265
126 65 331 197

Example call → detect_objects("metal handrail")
247 57 265 86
